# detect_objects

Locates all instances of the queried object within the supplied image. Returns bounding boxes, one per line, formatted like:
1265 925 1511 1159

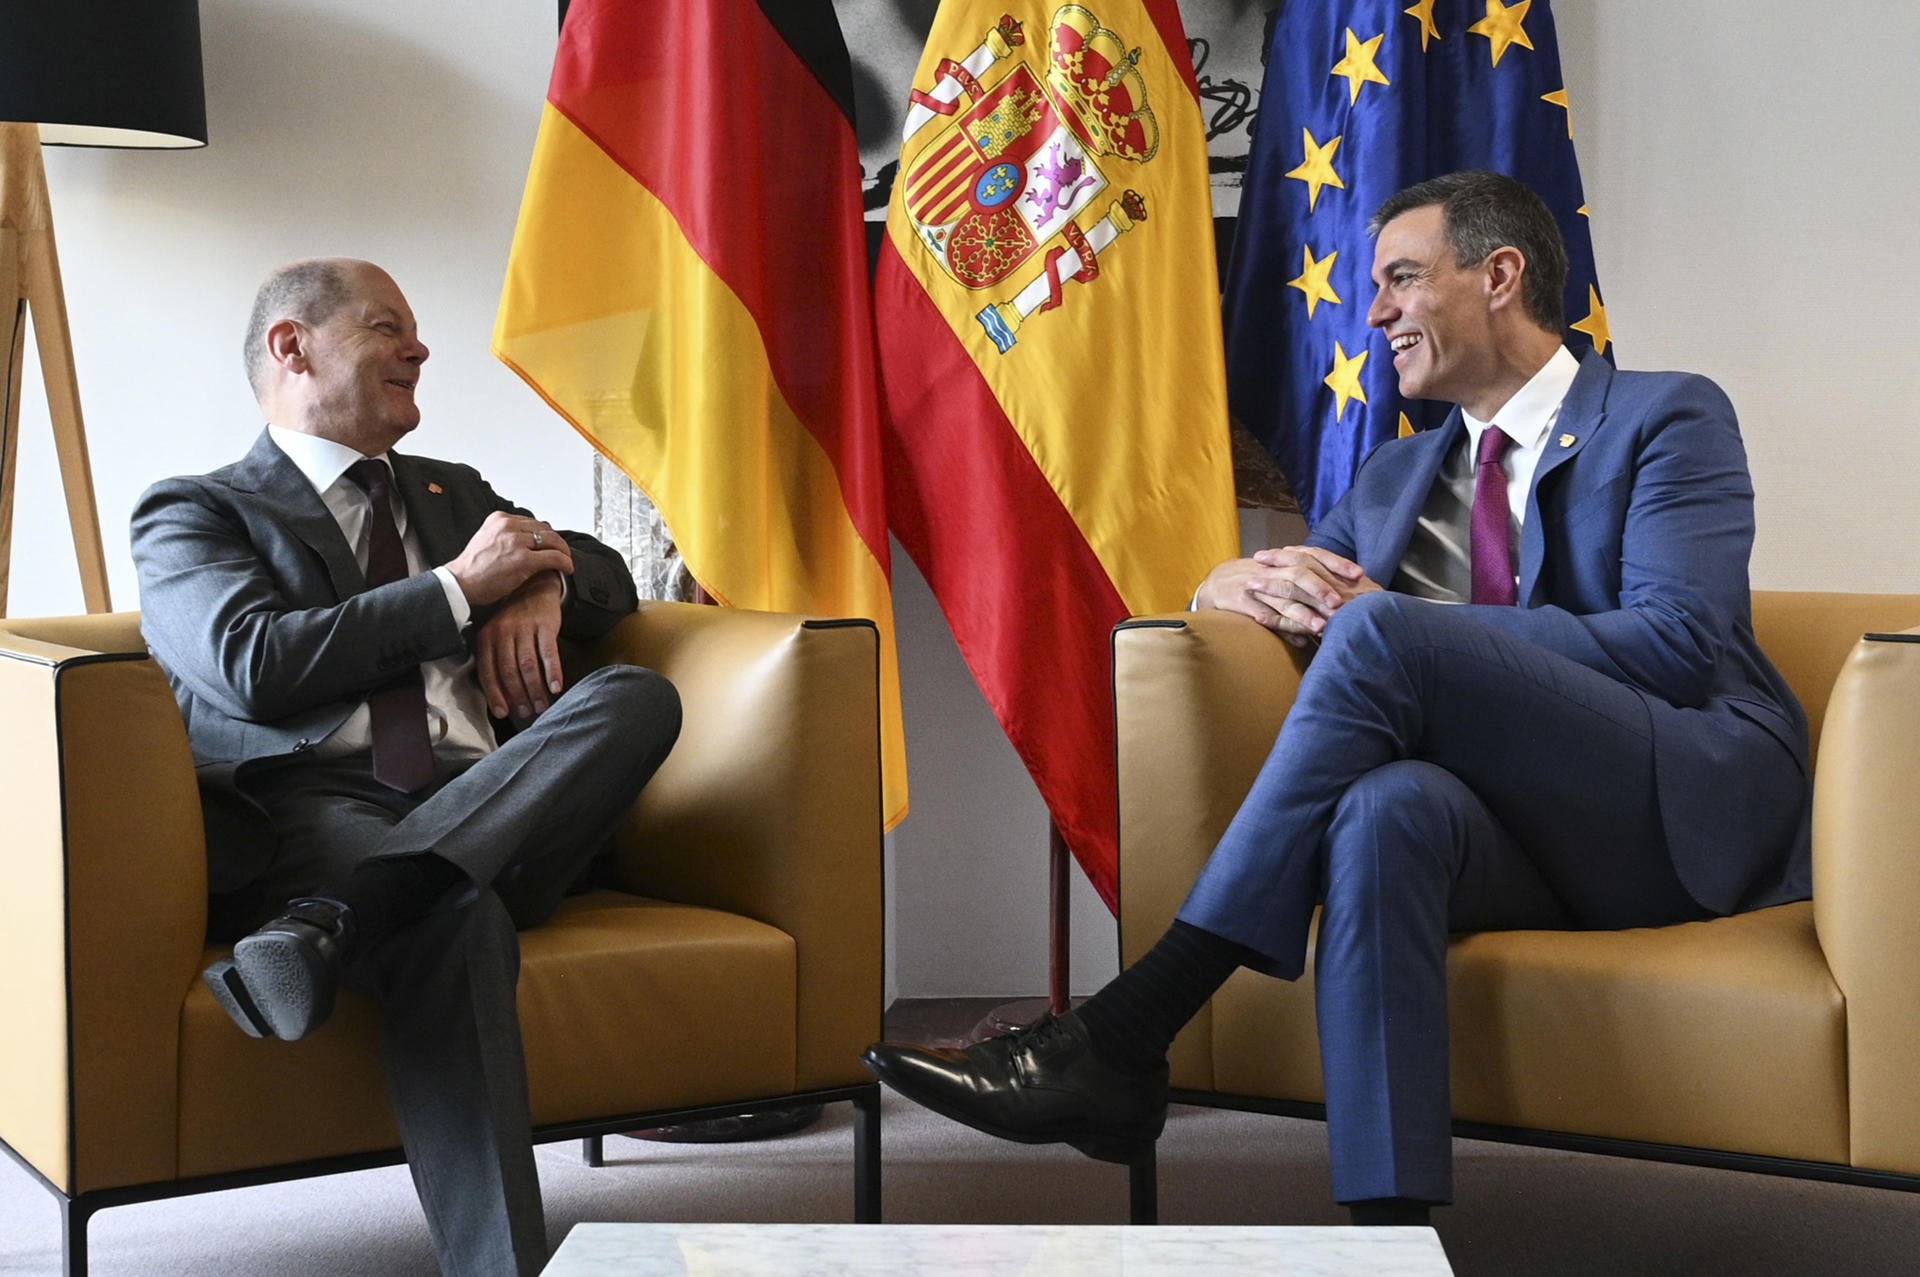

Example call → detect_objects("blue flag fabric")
1223 0 1608 525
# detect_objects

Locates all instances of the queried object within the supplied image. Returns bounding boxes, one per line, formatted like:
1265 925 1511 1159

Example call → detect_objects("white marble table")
543 1222 1454 1275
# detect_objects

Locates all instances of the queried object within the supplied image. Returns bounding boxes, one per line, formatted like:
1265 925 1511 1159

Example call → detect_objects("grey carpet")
4 1094 1918 1274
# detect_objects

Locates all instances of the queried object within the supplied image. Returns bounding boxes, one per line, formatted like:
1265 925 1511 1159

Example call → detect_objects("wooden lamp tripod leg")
0 121 113 617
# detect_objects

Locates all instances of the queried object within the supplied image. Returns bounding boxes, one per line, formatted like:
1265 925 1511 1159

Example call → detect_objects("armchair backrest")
1749 590 1920 1176
1750 591 1920 760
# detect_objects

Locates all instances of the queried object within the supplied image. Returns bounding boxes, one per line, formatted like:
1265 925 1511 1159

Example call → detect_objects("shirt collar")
267 423 390 497
1460 345 1581 455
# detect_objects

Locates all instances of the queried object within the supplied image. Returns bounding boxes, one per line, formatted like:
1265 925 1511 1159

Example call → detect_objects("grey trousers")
224 663 682 1277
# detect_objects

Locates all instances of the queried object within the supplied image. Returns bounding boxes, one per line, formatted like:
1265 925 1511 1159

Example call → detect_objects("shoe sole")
203 960 272 1038
861 1048 1159 1166
232 932 336 1041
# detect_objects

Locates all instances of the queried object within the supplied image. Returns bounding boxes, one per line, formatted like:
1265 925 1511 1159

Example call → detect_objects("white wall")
9 0 1917 1002
1556 3 1920 592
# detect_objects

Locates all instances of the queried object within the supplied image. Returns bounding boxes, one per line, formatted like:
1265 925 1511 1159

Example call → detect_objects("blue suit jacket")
1307 350 1810 913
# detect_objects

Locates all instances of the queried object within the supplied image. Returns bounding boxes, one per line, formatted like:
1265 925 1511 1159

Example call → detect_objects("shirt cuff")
432 565 472 630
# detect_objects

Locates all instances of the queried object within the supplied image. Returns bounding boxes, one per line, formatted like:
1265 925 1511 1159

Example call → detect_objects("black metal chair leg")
853 1084 882 1222
1128 1142 1158 1225
61 1195 91 1277
581 1134 604 1167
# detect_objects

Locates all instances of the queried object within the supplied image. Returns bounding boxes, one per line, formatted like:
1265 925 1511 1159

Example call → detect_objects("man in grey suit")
131 258 681 1276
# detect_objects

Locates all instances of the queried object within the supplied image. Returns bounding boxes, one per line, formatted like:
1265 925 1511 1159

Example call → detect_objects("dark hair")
242 260 354 398
1368 170 1568 332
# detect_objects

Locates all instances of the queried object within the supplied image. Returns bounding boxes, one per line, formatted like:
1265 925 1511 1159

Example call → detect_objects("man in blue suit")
863 171 1811 1223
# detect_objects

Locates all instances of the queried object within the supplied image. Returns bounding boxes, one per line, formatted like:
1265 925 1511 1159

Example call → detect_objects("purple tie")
344 459 435 792
1470 428 1517 606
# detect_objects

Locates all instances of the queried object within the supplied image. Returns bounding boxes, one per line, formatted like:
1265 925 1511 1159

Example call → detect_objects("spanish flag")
494 0 907 829
877 1 1238 907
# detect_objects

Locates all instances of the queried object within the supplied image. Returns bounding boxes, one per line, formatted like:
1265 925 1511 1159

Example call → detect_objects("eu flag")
1224 0 1608 525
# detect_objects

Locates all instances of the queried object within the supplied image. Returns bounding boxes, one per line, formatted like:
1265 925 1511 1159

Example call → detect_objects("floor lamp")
0 4 206 616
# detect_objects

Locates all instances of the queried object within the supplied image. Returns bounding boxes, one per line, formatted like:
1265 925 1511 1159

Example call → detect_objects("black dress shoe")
861 1013 1167 1164
212 898 358 1042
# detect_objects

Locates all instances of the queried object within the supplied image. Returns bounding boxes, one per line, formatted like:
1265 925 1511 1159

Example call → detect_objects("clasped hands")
447 511 576 722
1196 546 1383 648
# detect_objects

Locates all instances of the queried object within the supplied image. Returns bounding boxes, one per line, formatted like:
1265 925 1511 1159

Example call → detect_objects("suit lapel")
1518 350 1612 604
390 452 461 566
229 429 365 599
1364 413 1463 584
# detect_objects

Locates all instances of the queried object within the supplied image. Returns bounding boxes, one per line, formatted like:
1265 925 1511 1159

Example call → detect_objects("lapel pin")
1557 433 1576 448
427 482 444 494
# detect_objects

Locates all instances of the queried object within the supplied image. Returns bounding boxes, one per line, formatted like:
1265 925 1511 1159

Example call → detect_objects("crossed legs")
866 593 1706 1217
1180 592 1703 1203
210 663 681 1276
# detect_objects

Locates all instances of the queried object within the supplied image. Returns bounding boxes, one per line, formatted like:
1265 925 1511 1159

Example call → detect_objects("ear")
1483 245 1528 313
264 318 309 375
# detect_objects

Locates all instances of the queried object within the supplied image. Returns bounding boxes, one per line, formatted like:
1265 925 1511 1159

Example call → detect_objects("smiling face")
1366 203 1502 413
292 263 430 454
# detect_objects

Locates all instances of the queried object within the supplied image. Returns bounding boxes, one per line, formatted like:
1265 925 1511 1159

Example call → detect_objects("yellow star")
1404 0 1442 52
1285 128 1346 212
1577 203 1590 217
1287 245 1342 318
1330 29 1392 105
1468 0 1534 67
1542 88 1572 138
1324 342 1369 421
1569 285 1611 356
1398 412 1416 438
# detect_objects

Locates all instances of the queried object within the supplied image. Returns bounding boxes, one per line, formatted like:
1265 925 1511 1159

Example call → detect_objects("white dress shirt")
1459 343 1582 538
267 425 497 760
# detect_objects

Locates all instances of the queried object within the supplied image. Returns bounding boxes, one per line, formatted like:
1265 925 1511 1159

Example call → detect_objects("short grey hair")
242 260 354 398
1368 170 1569 333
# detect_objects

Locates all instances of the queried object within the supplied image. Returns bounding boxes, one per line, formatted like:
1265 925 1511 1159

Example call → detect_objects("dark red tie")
1470 428 1517 606
344 459 434 792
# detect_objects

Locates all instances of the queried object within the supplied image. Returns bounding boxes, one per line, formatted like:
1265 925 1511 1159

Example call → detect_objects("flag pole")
1048 820 1071 1014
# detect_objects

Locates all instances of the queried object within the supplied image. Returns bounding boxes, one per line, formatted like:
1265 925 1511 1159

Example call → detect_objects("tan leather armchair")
0 602 885 1276
1114 590 1920 1219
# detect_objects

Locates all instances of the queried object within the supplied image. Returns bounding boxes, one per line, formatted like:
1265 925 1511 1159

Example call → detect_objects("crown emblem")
1047 5 1158 163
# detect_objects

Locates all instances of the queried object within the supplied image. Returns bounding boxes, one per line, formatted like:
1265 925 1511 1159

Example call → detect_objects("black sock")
1071 920 1252 1075
1347 1197 1433 1226
315 852 465 951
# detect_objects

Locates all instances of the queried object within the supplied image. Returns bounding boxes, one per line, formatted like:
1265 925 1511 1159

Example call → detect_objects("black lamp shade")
0 2 206 148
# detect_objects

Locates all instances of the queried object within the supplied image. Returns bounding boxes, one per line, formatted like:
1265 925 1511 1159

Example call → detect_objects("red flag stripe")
906 136 974 202
875 239 1128 908
1143 0 1202 101
546 0 888 567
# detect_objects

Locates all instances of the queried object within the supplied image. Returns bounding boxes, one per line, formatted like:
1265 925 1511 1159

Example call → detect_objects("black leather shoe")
861 1013 1167 1164
215 897 358 1042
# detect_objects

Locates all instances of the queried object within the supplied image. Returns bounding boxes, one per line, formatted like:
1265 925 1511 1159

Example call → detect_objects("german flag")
494 0 907 829
877 0 1238 908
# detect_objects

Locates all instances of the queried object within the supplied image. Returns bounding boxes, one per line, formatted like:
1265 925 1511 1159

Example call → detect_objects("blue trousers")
1177 592 1704 1204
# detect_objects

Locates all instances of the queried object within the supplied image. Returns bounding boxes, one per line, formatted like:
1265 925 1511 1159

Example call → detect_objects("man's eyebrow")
1373 256 1422 280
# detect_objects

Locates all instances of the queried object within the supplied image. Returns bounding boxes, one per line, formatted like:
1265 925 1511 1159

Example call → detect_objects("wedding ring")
531 530 544 549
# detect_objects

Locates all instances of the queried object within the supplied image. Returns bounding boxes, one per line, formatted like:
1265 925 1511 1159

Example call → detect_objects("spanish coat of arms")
898 5 1162 352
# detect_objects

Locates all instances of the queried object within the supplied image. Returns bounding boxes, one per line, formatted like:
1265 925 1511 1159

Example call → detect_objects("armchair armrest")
0 616 207 1193
1812 627 1920 1173
577 601 883 1090
1113 610 1307 1084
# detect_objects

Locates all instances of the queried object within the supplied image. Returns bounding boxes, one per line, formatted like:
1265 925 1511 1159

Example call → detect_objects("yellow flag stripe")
885 8 1238 614
496 106 907 827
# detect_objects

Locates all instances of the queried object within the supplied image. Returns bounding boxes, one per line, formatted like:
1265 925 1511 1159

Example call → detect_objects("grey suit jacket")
130 428 639 891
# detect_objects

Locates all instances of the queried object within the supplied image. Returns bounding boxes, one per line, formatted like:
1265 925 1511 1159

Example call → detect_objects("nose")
1366 285 1392 329
406 335 429 365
